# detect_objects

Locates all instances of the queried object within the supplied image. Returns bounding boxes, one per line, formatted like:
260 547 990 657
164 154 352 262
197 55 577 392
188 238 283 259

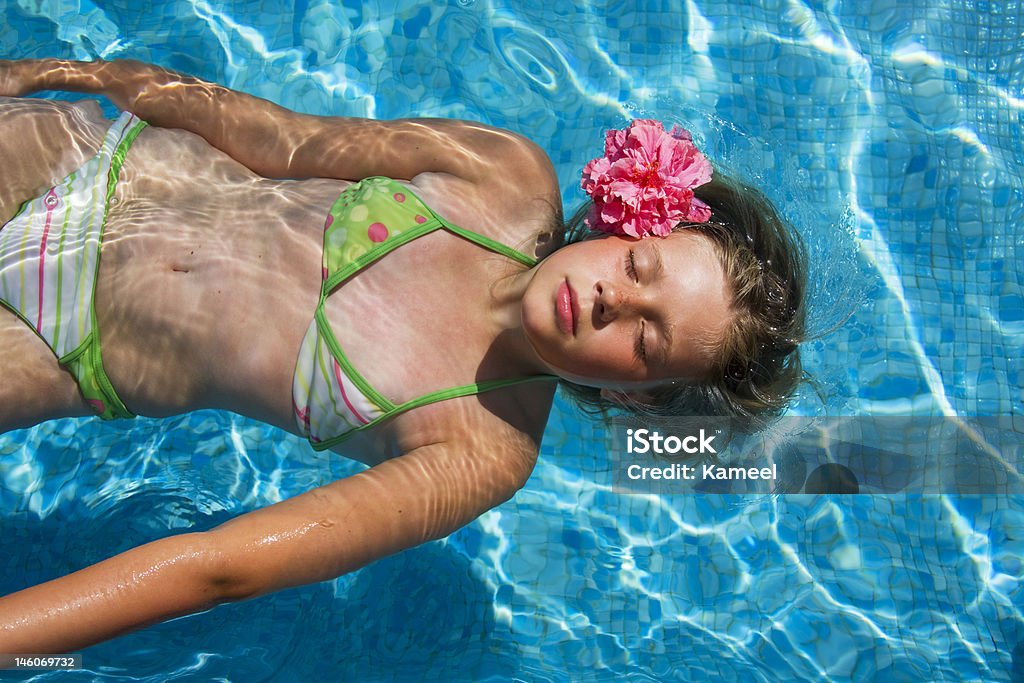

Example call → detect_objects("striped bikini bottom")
0 110 147 420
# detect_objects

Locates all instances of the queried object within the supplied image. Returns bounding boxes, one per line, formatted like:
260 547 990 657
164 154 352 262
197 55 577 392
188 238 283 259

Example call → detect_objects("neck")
485 264 552 377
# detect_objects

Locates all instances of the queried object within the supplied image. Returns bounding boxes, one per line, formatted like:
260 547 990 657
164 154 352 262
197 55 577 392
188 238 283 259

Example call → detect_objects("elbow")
463 465 532 531
416 475 530 548
195 532 271 604
494 470 530 508
478 444 536 517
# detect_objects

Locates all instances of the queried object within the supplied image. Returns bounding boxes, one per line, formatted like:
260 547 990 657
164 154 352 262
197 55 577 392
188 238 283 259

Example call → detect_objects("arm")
0 58 553 184
0 437 536 653
0 532 216 653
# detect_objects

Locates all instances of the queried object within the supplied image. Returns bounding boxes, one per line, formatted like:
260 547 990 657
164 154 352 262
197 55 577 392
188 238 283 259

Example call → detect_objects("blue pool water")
1 0 1022 681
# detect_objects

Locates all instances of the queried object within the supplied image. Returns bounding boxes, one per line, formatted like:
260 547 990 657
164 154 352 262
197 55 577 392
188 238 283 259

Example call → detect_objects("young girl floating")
0 58 805 651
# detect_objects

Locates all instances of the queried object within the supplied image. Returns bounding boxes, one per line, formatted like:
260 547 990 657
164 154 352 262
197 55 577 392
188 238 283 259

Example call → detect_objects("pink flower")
580 119 713 238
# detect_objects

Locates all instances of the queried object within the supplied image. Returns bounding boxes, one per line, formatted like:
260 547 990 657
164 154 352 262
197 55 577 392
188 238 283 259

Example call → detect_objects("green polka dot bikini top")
291 176 556 450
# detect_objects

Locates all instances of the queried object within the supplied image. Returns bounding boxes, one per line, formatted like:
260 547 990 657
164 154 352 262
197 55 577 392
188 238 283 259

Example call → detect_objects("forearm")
22 58 300 178
0 532 220 654
3 58 559 186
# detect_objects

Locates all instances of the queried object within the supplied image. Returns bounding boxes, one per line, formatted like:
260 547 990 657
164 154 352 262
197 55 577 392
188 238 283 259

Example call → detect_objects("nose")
595 280 647 323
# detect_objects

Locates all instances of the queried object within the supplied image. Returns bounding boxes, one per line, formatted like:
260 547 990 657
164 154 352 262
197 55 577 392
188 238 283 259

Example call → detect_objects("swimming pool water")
1 1 1022 681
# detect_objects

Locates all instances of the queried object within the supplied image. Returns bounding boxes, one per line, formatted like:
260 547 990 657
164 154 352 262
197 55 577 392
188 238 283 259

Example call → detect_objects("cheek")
521 285 553 340
570 329 636 378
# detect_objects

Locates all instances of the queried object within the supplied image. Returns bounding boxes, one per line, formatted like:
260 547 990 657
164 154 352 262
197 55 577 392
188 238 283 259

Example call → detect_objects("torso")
0 99 561 464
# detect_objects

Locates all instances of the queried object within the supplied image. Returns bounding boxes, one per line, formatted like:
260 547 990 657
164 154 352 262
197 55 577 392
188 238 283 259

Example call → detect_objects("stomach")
90 119 338 422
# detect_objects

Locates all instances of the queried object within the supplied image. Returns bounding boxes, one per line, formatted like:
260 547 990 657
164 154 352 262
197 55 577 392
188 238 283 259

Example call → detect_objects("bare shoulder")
483 128 561 212
396 117 558 185
367 381 557 487
405 126 563 255
477 129 562 248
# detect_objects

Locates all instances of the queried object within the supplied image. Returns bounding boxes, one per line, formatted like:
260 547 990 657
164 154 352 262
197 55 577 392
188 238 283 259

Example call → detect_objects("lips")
556 279 577 336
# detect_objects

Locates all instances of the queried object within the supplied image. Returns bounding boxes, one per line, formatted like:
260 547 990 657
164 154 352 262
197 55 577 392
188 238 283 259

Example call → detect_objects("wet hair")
558 171 807 421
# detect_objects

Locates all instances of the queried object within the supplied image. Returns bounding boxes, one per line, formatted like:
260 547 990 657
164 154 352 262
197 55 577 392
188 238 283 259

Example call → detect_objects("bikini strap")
309 374 558 451
442 223 538 267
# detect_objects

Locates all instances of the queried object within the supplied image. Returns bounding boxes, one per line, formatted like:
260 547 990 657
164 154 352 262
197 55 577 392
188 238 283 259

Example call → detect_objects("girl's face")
521 231 731 390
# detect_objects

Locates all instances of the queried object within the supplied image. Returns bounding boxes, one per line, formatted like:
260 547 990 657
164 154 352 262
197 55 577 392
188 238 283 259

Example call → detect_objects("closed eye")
625 250 639 282
634 320 646 362
626 249 646 361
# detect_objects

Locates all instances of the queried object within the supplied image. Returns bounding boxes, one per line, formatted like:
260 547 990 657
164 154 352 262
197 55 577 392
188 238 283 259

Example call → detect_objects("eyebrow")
644 240 665 279
643 242 674 368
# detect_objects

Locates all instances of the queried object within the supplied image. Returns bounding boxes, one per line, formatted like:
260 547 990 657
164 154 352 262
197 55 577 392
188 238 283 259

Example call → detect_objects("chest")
323 227 520 406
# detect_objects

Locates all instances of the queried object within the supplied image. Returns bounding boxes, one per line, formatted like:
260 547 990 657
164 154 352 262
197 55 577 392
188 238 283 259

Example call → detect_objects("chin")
539 362 602 388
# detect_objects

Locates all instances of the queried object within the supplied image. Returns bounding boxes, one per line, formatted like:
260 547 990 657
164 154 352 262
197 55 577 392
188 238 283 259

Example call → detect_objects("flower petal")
581 119 713 238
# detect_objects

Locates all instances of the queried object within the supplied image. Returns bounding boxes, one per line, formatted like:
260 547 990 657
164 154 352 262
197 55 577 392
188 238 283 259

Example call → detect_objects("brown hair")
559 171 807 421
